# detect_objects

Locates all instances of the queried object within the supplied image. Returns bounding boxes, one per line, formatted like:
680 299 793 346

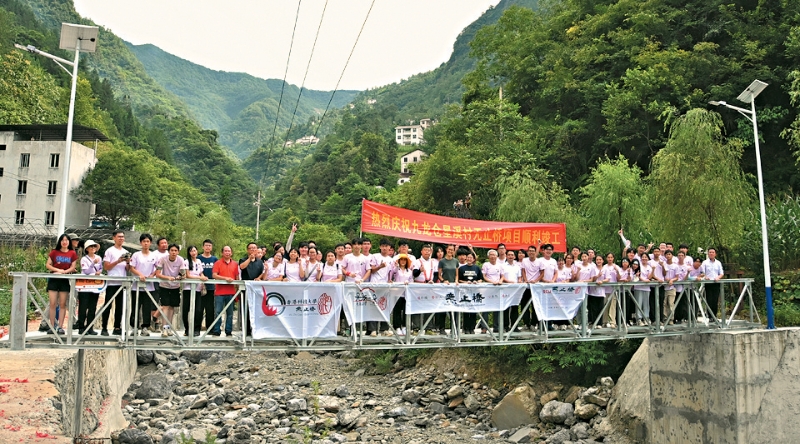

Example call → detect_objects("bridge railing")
4 272 759 351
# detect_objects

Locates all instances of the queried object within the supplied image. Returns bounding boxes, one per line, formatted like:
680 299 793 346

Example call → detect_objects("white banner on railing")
342 283 404 325
405 283 525 314
245 282 342 339
530 284 587 321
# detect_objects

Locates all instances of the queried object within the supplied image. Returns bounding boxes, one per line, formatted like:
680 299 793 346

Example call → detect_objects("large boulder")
180 350 213 364
135 374 172 400
136 350 154 365
490 384 540 430
574 398 600 420
118 428 154 444
538 400 574 424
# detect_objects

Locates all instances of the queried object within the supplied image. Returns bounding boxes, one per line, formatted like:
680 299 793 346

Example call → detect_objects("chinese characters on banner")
361 199 568 252
342 283 404 325
530 284 587 321
246 282 342 339
405 283 525 314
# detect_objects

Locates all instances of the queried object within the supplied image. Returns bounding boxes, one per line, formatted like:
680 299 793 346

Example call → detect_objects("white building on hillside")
398 148 426 185
395 118 434 146
0 125 106 236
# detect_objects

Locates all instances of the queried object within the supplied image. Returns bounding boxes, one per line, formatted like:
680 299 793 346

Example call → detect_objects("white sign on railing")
245 282 341 339
530 284 587 321
405 283 525 314
342 283 404 325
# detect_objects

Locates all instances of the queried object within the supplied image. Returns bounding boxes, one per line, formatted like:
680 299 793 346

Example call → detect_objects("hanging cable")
259 0 303 187
313 0 376 139
272 0 330 175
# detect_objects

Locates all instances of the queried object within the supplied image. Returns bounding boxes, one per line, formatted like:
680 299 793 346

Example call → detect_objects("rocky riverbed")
111 349 633 444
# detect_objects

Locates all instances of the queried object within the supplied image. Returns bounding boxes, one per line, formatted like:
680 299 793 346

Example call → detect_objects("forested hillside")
0 0 255 247
254 0 800 288
128 43 358 159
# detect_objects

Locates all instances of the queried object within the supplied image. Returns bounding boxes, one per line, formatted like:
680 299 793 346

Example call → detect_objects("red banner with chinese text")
361 200 567 252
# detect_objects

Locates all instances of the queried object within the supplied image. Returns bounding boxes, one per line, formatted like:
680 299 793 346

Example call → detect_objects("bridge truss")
4 273 760 352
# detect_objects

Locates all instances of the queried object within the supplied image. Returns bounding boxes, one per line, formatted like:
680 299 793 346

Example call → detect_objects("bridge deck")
4 273 760 352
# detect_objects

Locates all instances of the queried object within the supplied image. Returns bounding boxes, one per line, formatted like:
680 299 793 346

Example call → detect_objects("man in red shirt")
211 246 240 336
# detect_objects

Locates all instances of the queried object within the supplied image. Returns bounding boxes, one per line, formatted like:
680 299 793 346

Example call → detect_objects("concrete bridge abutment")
609 328 800 443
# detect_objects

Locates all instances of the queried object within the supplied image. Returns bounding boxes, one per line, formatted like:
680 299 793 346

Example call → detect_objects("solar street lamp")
16 23 99 235
709 79 773 329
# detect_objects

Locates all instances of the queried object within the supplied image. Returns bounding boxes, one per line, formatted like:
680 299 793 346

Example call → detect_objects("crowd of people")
42 227 727 338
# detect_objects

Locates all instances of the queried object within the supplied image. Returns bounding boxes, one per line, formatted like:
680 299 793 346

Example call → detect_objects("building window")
45 211 55 226
0 144 6 150
403 168 408 173
403 157 407 162
47 181 57 195
413 128 417 132
0 167 3 177
413 157 417 162
49 153 60 168
19 153 30 168
397 136 401 139
17 180 27 195
413 135 417 139
14 211 24 225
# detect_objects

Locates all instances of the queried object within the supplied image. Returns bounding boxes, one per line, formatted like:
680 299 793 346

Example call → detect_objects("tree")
650 108 753 254
72 147 159 226
494 171 589 250
0 51 62 124
579 155 650 254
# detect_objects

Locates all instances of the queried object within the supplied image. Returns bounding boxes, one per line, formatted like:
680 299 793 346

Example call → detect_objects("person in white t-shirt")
148 237 169 330
632 255 654 326
479 249 503 334
155 244 188 337
533 244 558 284
342 238 371 283
129 233 158 335
367 239 396 336
101 230 130 336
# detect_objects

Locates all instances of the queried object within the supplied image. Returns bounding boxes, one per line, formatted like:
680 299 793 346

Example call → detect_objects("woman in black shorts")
45 234 77 334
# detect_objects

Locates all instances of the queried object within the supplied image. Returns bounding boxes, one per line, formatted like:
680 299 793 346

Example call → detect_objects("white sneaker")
401 327 407 336
140 328 150 337
383 330 394 336
369 331 377 337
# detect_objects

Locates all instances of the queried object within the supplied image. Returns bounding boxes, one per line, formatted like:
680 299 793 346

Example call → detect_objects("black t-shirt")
239 257 264 281
458 264 483 283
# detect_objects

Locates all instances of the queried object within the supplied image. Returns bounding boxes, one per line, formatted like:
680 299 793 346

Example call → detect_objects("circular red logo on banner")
318 293 333 315
377 296 387 311
262 289 285 316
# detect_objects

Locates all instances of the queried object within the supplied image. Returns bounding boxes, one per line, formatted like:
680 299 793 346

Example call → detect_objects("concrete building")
395 118 434 146
398 148 426 185
0 125 107 236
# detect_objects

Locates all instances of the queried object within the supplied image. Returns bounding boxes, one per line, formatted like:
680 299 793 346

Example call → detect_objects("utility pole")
254 190 262 240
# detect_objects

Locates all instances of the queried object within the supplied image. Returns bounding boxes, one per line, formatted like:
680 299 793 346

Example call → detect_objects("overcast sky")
73 0 501 91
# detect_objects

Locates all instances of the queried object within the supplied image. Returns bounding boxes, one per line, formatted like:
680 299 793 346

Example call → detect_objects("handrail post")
10 273 28 350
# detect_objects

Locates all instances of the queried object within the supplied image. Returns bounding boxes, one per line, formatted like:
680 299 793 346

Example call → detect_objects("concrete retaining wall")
610 328 800 444
54 349 137 437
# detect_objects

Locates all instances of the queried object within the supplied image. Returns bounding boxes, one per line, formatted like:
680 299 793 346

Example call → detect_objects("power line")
273 0 330 174
313 0 376 139
259 0 303 188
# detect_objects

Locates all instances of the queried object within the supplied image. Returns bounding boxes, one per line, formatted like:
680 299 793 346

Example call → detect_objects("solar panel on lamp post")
709 79 773 329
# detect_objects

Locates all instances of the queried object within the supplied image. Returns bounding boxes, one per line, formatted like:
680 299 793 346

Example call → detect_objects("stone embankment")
112 350 634 444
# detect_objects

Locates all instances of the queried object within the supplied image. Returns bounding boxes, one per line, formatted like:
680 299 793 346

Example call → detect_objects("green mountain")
23 0 194 120
127 43 359 159
358 0 539 120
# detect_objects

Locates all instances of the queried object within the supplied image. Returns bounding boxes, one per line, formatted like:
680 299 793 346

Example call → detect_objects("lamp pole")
16 23 98 236
710 79 774 329
59 39 81 236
